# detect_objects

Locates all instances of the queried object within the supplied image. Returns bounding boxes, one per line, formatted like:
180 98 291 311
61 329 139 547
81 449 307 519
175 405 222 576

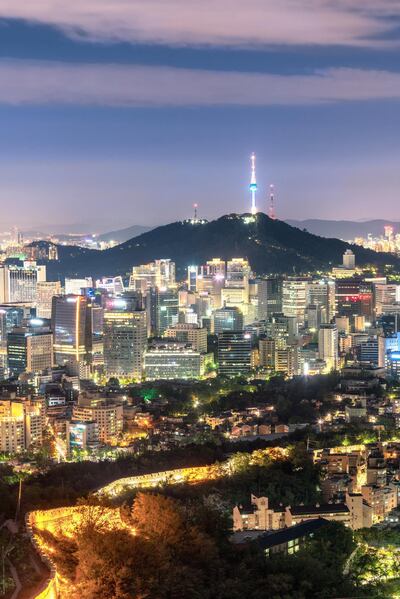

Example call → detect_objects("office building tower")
308 280 336 322
354 315 366 333
164 323 207 353
336 316 350 334
335 279 373 320
7 322 53 377
205 259 226 278
226 259 251 304
275 344 298 377
36 281 62 319
221 286 248 310
130 259 176 291
0 306 26 346
187 266 198 292
375 283 400 316
144 341 201 380
64 277 93 295
379 314 400 337
153 288 179 336
103 308 147 380
218 331 251 377
306 304 326 331
52 295 89 372
259 337 276 369
318 324 339 371
343 250 356 270
87 302 104 367
386 351 400 379
0 262 46 303
213 306 244 334
264 313 298 343
263 277 283 317
226 259 252 287
359 337 385 367
249 279 269 321
96 276 125 295
282 278 308 326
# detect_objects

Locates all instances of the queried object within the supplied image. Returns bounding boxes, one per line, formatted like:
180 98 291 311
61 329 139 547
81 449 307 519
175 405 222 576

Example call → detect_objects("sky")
1 1 400 232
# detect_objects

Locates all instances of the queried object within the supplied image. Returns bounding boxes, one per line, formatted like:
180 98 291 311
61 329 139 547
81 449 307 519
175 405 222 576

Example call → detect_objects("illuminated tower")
249 153 257 215
268 184 276 220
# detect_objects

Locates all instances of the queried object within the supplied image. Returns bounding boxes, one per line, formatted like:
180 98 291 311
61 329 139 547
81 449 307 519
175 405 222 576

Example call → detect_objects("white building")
318 324 339 371
0 263 46 304
282 279 308 326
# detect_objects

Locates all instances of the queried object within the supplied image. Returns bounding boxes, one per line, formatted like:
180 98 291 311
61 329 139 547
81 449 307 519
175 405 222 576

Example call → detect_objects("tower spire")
268 184 276 220
249 153 257 215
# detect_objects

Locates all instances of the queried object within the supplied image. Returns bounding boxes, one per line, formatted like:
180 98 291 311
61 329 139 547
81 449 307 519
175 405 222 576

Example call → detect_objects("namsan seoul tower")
249 152 257 215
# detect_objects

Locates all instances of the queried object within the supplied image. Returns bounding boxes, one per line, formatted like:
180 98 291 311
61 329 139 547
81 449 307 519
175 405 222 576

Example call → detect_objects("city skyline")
1 3 400 229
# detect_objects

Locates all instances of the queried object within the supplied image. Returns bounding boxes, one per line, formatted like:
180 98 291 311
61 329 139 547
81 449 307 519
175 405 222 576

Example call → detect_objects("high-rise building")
96 276 125 295
335 279 373 321
226 259 251 298
218 331 251 377
86 302 104 367
306 304 326 331
0 306 26 346
205 259 226 278
359 337 385 367
0 263 46 303
375 283 400 316
103 307 147 380
36 281 62 319
164 323 207 353
282 278 308 326
275 344 298 377
318 324 339 371
264 313 298 343
7 322 54 377
144 341 201 380
259 337 276 369
213 306 243 334
152 288 179 336
51 295 89 371
343 250 356 270
308 280 336 322
130 259 176 291
64 277 93 295
260 277 283 317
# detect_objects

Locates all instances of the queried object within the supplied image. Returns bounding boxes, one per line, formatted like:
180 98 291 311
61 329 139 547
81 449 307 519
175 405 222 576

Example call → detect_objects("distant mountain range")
286 219 399 240
96 225 152 244
44 213 400 281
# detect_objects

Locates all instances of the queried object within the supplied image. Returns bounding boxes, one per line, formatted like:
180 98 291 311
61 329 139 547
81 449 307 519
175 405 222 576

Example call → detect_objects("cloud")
2 60 400 107
0 1 399 48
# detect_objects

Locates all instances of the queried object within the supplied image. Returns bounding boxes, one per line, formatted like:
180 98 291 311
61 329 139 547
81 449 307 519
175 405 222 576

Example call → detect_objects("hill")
96 224 152 244
286 219 399 240
45 213 400 281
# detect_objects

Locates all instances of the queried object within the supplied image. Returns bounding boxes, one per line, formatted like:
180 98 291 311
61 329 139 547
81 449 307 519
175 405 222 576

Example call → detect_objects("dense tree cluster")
36 493 379 599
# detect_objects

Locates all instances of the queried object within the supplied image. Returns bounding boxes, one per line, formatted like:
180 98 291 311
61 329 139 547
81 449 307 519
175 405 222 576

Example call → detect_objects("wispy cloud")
2 60 400 107
0 1 399 48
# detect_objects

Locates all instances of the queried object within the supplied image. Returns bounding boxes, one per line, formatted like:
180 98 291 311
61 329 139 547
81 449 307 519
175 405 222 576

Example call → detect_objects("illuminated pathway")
28 446 287 598
97 463 224 497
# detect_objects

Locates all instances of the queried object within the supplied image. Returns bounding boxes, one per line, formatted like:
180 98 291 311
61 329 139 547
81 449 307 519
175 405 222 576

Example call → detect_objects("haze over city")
1 2 400 230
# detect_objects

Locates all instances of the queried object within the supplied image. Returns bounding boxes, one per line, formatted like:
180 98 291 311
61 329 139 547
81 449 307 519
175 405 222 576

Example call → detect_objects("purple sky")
0 1 400 232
